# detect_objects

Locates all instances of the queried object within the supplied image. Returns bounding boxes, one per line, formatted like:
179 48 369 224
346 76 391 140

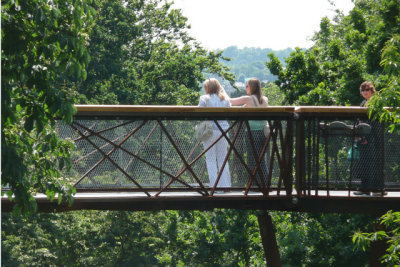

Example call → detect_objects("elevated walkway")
2 105 400 214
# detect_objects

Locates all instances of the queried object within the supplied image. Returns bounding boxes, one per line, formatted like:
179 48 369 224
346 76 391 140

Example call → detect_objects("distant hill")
207 46 295 95
220 46 294 83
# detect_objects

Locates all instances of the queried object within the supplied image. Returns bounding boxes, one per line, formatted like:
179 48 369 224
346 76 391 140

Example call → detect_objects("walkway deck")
3 190 399 215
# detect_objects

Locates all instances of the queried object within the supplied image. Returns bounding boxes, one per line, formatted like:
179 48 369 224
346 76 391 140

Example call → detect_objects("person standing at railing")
354 81 386 196
229 78 270 188
198 78 232 189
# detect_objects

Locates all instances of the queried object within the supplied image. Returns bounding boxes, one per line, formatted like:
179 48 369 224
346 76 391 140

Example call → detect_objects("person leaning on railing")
229 78 270 187
353 81 386 196
198 78 232 189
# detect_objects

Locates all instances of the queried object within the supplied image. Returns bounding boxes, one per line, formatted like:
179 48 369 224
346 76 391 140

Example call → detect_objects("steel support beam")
257 211 282 267
2 195 399 214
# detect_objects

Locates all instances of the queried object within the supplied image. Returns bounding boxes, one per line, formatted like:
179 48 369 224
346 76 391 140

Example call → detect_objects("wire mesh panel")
384 130 400 188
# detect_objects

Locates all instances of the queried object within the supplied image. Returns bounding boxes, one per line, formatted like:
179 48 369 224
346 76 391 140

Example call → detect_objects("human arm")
229 96 252 107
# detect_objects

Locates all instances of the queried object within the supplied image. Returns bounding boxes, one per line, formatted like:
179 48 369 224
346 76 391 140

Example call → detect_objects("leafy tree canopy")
2 0 96 214
267 0 400 107
73 0 235 105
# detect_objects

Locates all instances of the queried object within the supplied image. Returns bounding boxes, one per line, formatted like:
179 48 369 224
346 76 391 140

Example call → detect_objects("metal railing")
295 107 400 196
55 105 400 197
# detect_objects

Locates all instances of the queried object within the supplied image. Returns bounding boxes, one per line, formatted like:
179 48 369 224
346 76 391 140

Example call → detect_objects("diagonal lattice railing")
57 105 296 197
55 105 400 198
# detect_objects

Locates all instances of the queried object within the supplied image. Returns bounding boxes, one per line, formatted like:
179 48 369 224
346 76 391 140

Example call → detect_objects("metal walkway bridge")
3 105 400 214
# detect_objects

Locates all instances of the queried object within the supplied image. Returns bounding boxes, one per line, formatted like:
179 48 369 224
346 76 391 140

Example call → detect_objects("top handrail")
73 105 368 119
74 105 296 113
74 105 296 119
294 106 367 113
295 106 368 118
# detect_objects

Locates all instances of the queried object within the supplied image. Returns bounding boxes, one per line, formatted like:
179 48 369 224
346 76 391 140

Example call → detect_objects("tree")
368 34 400 134
262 82 285 106
266 0 400 106
1 0 96 214
74 0 235 105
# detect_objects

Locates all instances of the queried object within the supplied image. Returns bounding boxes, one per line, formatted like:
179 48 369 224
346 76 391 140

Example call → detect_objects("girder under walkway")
3 191 400 215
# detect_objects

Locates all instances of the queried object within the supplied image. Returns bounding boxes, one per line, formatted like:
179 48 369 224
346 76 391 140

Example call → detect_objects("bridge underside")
3 191 399 215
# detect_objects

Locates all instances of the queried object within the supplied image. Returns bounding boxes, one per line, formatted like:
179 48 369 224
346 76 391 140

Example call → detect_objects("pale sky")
172 0 354 50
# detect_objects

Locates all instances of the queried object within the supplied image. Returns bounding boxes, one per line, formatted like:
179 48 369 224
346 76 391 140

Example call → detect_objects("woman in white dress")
198 78 231 189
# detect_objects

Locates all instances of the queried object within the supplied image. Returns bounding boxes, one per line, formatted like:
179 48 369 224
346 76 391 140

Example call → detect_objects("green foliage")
156 210 266 266
368 34 400 134
1 210 267 266
1 0 95 214
1 211 165 266
274 212 373 266
368 80 400 133
74 0 234 105
267 0 400 106
3 210 374 266
353 211 400 266
263 82 285 106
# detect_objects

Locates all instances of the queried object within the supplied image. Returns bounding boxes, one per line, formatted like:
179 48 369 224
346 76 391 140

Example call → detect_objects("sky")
172 0 355 50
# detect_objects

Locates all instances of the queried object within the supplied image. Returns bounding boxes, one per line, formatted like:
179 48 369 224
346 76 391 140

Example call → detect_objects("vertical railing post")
295 113 305 196
315 118 320 195
380 121 386 193
285 118 294 196
160 123 163 189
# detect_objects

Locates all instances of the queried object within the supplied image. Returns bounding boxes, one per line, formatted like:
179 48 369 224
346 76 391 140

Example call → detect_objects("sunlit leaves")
353 211 400 266
367 34 400 134
2 0 95 215
380 34 400 77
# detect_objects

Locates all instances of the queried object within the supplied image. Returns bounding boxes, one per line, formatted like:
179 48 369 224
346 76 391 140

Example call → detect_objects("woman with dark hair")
359 81 376 106
198 78 231 189
354 81 385 196
229 78 270 188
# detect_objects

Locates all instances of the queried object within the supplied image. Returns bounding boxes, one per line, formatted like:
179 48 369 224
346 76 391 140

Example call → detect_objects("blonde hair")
204 78 226 101
246 78 265 105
